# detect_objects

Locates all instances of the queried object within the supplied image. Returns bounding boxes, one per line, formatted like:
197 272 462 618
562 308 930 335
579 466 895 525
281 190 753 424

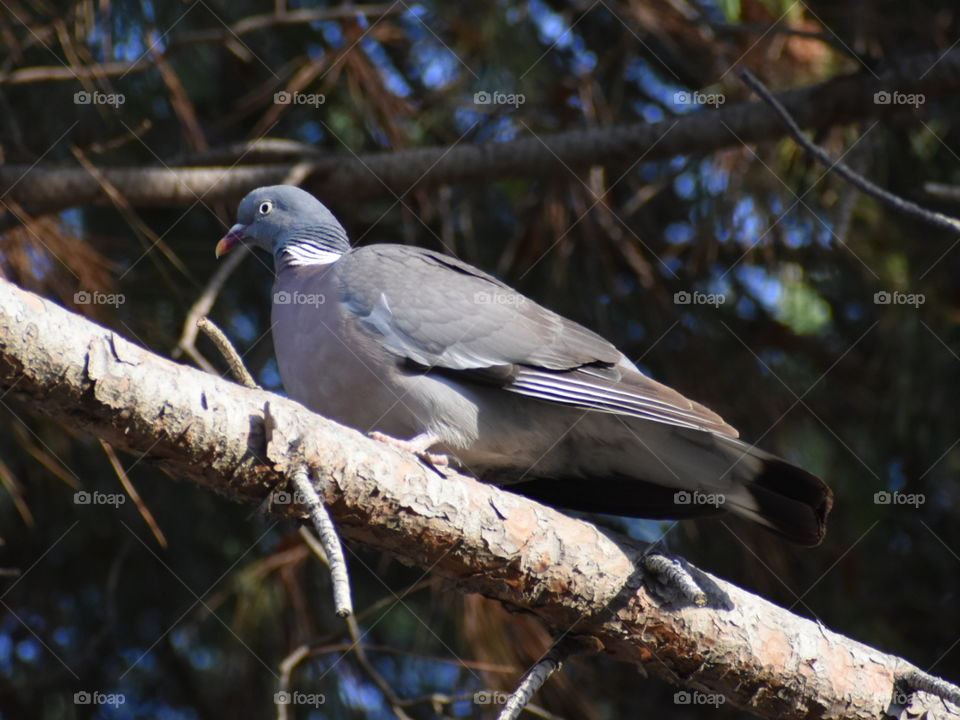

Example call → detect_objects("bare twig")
289 466 353 618
897 667 960 709
196 316 259 388
739 68 960 235
496 653 563 720
173 245 250 372
70 145 190 279
497 636 599 720
924 182 960 202
99 439 167 547
276 644 311 720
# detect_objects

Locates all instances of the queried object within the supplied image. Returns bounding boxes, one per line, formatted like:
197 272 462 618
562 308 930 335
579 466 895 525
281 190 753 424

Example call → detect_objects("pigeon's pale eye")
258 201 274 215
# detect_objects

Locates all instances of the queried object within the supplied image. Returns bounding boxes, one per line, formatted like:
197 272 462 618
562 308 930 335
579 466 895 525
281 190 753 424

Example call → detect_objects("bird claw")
369 431 456 475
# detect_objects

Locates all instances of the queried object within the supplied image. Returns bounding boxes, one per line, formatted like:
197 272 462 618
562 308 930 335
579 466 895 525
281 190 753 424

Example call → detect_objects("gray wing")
332 244 737 437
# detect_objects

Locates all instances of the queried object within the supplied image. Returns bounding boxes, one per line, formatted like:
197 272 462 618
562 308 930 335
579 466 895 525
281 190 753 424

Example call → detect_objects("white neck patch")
282 244 343 267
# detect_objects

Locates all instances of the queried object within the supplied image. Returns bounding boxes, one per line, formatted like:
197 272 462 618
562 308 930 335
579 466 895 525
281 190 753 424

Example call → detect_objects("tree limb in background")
4 49 960 218
1 276 958 720
739 68 960 235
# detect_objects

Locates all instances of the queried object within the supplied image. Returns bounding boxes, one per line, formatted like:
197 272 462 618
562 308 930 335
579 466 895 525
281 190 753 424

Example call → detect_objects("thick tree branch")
3 50 959 215
0 276 955 720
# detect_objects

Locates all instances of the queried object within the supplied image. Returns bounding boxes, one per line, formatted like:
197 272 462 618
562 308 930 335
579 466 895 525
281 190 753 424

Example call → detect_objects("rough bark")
2 50 958 213
0 276 952 720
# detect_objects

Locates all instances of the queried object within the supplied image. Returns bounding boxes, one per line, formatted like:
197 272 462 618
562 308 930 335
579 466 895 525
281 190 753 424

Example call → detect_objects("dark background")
0 1 958 717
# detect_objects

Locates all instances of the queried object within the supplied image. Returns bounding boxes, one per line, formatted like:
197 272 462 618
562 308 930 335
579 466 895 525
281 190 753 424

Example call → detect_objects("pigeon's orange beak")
215 224 246 258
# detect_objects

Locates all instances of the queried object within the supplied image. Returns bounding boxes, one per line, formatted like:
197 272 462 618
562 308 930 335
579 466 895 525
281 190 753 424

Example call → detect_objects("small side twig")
897 666 960 709
290 466 353 618
276 644 311 720
200 319 352 618
197 316 259 388
496 636 598 720
739 68 960 235
173 244 250 372
642 550 708 606
99 439 167 547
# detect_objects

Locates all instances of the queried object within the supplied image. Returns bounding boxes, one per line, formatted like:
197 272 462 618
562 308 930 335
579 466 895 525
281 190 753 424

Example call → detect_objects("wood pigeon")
216 186 833 545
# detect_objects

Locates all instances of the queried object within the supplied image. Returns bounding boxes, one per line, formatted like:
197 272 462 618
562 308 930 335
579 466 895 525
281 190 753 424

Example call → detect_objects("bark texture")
0 277 951 720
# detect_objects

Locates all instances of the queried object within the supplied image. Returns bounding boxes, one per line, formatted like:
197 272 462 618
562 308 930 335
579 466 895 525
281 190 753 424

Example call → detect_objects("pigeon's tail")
502 433 833 546
720 447 833 546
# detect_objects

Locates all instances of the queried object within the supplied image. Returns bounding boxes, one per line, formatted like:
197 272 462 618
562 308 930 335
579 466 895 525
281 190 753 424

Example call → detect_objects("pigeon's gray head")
216 185 350 268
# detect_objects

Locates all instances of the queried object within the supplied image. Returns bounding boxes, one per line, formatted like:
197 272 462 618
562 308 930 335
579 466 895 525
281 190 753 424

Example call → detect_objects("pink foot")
369 431 453 469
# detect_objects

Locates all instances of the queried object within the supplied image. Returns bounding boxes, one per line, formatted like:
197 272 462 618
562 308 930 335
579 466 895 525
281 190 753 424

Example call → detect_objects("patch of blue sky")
528 0 596 75
320 19 345 47
736 264 782 310
626 321 646 342
154 703 199 720
732 195 764 245
360 37 413 98
53 626 75 646
60 207 84 234
188 647 214 671
664 221 694 245
297 121 325 145
529 0 573 49
624 58 682 111
338 668 387 714
464 114 519 143
735 294 758 319
261 357 282 390
702 161 728 195
622 518 672 544
419 43 461 89
0 634 11 674
170 626 191 651
22 244 54 282
756 348 787 375
228 312 258 344
887 459 907 492
843 302 864 322
640 103 665 123
15 638 40 663
659 256 683 277
674 172 696 199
